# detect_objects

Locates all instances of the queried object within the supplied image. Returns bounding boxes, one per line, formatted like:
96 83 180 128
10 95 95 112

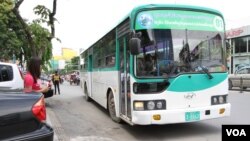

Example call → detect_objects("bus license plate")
185 111 200 121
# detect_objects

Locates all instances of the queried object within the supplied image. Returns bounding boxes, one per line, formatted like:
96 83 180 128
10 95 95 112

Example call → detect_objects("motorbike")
70 74 80 85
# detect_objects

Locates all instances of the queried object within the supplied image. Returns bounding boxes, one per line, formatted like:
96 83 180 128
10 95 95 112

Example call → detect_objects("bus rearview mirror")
129 38 141 55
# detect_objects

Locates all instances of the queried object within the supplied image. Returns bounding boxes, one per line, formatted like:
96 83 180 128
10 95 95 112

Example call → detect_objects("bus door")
88 55 93 97
119 38 131 120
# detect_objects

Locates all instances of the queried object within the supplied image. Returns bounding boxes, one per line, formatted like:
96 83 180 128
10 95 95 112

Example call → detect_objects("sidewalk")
46 111 58 141
46 98 69 141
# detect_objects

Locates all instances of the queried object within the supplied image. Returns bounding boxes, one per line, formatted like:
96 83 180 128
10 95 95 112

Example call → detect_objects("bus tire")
228 80 232 90
108 91 121 123
84 83 91 102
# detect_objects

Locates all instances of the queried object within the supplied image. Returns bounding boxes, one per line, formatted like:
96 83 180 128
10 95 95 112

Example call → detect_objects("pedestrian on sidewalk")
52 70 61 95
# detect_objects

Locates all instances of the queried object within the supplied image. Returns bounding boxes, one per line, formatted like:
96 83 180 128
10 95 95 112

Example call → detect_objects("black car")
0 92 54 141
0 62 53 141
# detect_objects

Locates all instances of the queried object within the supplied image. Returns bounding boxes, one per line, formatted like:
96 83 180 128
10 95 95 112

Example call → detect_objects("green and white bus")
80 4 231 125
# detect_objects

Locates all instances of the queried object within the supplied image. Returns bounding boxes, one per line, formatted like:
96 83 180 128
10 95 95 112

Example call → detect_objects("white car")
228 66 250 90
0 62 24 90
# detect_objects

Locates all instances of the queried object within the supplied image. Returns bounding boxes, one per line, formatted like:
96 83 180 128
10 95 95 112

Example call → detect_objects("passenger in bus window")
136 58 145 76
144 54 154 72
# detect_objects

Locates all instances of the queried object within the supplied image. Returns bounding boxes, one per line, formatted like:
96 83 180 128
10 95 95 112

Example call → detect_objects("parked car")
235 63 250 72
0 92 54 141
0 62 54 141
228 66 250 90
0 62 24 90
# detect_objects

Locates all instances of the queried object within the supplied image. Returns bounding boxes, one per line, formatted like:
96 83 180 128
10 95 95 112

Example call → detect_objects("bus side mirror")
129 38 141 55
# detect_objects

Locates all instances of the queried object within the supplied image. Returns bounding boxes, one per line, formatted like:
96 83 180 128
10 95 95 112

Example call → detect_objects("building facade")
226 25 250 73
50 48 78 70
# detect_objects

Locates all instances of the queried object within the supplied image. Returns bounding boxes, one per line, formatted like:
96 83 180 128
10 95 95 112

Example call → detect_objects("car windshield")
135 29 226 78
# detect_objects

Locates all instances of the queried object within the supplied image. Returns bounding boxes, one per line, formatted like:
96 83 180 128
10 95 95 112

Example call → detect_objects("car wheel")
84 83 91 102
228 80 233 90
108 91 121 123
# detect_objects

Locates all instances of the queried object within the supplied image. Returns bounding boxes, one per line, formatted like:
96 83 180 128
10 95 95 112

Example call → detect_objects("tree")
33 0 58 42
29 23 53 64
12 0 37 57
11 0 58 63
0 0 27 62
0 0 58 70
71 56 80 70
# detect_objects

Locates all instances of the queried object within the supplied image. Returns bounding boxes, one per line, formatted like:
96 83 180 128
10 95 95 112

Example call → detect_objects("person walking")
24 57 49 93
52 70 60 95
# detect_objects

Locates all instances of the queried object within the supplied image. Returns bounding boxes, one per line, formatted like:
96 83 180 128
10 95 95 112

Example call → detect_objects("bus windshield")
135 29 226 78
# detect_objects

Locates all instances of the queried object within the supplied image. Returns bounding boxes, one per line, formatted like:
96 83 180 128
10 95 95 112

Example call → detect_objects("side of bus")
80 18 131 122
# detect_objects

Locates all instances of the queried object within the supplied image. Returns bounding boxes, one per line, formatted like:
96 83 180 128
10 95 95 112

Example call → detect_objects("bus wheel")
108 91 121 123
84 84 91 102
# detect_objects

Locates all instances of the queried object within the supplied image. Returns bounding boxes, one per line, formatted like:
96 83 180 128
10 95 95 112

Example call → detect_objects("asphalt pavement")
45 82 250 141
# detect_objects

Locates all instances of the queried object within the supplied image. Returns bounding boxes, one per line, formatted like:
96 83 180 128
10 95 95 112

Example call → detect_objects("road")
45 82 250 141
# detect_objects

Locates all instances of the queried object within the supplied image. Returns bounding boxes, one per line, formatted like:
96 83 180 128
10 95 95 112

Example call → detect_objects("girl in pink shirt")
24 57 49 93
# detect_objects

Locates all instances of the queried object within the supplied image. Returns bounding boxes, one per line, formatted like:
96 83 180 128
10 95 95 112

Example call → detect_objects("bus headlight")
156 101 163 109
213 97 218 104
134 102 144 110
134 100 166 111
211 95 228 105
219 96 224 103
147 101 155 110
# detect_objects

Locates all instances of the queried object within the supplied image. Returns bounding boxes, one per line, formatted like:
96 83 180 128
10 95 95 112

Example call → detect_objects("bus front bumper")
132 103 231 125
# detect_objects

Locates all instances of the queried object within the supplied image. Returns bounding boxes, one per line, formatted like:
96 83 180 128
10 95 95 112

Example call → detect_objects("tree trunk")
13 0 37 57
48 0 57 42
12 0 58 58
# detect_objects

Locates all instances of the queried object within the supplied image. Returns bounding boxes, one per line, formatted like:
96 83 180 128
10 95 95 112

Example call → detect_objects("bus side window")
105 55 115 66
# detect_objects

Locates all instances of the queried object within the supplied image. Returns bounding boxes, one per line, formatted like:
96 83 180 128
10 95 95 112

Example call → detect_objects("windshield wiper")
196 66 213 79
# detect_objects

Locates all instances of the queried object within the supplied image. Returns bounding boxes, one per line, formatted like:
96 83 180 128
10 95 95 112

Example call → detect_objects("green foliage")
0 0 24 61
71 56 80 70
29 23 52 65
71 56 80 65
0 0 55 68
33 5 57 25
34 5 51 20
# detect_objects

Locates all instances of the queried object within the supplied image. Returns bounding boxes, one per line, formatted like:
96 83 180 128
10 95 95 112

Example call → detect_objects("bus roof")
130 4 223 17
80 4 224 54
129 4 224 30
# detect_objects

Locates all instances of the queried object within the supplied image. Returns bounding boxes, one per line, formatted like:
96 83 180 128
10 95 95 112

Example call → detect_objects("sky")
20 0 250 55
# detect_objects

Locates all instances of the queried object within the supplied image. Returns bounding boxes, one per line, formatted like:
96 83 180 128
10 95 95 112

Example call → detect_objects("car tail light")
32 96 46 122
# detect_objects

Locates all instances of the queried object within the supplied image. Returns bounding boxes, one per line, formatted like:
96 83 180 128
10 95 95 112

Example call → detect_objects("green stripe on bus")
92 67 117 72
135 10 224 32
167 73 227 92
